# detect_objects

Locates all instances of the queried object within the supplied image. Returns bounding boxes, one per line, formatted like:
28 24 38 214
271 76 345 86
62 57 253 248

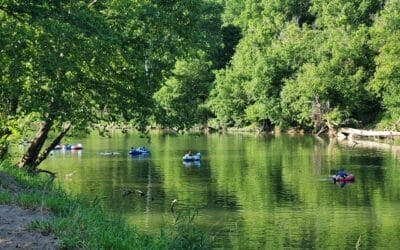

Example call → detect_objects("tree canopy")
1 0 400 169
0 0 225 170
209 0 392 132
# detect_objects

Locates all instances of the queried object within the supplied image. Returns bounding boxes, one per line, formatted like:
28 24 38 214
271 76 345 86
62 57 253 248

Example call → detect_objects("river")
42 132 400 249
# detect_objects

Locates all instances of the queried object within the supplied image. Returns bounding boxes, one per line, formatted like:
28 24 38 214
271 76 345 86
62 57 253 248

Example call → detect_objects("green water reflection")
42 133 400 249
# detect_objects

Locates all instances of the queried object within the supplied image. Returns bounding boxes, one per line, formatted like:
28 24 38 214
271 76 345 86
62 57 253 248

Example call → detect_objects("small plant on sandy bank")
160 208 213 250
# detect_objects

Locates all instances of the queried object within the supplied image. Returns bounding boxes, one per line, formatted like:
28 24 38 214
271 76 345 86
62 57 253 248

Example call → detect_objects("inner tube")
332 174 355 183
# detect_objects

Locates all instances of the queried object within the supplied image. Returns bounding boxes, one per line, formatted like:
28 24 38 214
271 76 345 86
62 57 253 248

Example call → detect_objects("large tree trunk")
34 123 71 168
18 119 53 172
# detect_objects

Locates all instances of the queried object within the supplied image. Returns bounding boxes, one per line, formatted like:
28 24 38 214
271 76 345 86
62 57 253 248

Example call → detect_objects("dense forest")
1 0 399 170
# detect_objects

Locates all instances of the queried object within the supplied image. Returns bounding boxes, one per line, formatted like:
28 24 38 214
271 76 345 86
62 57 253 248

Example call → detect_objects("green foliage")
209 1 318 129
281 26 379 127
209 0 386 131
152 0 224 131
154 53 214 130
0 0 226 168
369 0 400 127
310 0 383 28
49 203 151 249
208 67 249 127
323 108 348 126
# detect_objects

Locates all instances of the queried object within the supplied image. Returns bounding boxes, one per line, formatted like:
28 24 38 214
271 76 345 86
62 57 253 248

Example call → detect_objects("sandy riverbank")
0 171 59 249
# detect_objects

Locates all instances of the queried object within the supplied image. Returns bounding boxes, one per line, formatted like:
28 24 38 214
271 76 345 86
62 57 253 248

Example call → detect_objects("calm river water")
42 132 400 249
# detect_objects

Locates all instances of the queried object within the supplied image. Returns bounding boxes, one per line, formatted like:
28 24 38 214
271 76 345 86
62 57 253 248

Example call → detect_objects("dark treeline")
1 0 400 170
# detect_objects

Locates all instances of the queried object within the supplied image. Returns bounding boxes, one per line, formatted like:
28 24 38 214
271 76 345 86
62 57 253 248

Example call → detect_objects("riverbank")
0 204 58 249
0 161 212 249
0 168 60 249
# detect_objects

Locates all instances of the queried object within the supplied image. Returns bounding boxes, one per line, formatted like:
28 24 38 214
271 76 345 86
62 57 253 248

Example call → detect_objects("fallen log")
339 128 400 138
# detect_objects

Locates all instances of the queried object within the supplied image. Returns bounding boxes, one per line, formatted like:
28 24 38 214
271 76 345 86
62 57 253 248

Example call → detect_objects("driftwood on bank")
339 128 400 138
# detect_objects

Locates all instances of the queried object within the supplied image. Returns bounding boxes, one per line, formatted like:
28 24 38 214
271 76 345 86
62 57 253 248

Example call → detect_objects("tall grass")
0 161 213 249
163 209 213 249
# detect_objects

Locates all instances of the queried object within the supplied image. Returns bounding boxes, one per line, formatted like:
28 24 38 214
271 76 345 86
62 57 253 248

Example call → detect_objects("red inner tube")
333 174 355 182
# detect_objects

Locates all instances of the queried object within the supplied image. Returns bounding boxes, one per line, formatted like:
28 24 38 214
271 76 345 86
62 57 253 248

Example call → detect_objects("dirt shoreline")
0 205 59 249
0 171 59 249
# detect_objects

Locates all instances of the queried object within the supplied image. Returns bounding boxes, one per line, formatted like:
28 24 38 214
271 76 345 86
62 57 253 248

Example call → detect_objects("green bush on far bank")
0 161 213 249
